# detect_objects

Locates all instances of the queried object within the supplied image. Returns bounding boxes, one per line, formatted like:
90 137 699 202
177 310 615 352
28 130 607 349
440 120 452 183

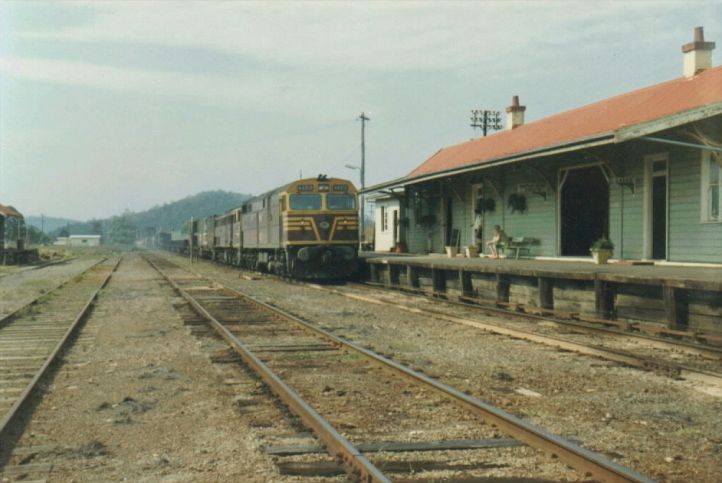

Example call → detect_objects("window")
381 206 388 231
289 194 321 210
326 194 356 210
701 151 722 222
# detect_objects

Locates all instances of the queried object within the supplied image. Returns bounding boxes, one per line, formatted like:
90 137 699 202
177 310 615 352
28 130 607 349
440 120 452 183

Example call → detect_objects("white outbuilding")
371 192 405 252
67 235 102 247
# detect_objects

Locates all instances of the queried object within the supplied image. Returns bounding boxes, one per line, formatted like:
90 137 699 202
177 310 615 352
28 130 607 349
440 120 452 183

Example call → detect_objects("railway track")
362 280 722 356
162 253 722 387
0 257 121 456
167 252 722 388
146 253 653 483
304 281 722 388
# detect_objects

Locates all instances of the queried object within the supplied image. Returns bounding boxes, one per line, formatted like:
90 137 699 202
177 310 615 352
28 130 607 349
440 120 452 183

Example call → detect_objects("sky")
1 1 721 220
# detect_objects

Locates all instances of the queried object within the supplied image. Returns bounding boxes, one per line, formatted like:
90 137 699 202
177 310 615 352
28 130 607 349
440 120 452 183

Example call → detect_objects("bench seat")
504 237 537 259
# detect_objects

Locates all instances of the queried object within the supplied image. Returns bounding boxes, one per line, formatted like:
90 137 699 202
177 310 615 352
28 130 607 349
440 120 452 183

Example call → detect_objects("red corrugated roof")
409 65 722 179
0 204 23 218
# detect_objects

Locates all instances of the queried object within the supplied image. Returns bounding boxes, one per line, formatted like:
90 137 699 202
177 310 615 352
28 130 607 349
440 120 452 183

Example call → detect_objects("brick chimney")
505 95 526 130
682 26 715 78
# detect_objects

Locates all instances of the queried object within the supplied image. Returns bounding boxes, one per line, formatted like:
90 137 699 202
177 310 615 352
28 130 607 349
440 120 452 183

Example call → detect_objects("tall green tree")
27 226 51 245
108 213 136 244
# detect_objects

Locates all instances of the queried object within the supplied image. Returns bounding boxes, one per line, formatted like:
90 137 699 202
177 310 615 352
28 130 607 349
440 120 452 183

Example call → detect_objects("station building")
368 28 722 264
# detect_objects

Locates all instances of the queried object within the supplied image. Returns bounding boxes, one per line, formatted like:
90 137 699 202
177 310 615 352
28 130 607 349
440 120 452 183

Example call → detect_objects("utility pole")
470 109 502 137
358 112 370 245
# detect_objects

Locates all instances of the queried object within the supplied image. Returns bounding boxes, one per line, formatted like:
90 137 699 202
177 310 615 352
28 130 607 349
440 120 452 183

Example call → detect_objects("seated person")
486 225 508 258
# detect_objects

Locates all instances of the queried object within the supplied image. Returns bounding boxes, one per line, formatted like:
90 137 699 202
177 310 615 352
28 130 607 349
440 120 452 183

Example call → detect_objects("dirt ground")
3 250 722 482
0 257 100 317
4 252 279 482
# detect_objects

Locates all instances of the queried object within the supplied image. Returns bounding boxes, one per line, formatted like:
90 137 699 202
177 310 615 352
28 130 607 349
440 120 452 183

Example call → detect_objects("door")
470 184 483 246
444 197 453 247
392 209 399 247
645 155 668 260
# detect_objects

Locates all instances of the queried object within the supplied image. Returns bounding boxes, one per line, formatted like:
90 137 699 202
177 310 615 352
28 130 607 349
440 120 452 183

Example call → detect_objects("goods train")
166 176 359 279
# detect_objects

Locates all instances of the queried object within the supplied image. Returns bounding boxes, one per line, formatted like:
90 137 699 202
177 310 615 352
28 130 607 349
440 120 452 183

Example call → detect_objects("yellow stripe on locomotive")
280 178 359 245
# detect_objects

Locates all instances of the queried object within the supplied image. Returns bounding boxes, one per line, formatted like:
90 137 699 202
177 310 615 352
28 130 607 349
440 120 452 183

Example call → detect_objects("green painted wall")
491 167 557 257
609 142 722 263
404 188 442 253
609 157 645 260
668 146 722 263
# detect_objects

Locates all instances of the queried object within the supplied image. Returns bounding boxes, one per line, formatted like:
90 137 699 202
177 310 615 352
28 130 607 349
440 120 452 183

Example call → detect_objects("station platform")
359 252 722 336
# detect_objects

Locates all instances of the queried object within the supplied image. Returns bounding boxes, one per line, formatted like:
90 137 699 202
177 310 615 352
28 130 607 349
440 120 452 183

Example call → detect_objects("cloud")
5 1 703 119
13 1 682 73
0 56 278 108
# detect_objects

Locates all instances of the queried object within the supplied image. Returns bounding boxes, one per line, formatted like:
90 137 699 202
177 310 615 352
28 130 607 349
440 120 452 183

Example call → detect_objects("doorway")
470 183 483 246
645 155 668 260
392 209 399 247
444 197 453 247
560 165 609 256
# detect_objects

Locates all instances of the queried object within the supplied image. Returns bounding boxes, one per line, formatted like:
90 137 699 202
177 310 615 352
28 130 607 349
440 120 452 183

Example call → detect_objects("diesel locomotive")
188 175 359 279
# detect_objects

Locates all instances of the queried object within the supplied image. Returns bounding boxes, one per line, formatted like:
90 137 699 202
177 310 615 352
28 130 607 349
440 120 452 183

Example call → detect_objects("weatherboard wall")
667 145 722 263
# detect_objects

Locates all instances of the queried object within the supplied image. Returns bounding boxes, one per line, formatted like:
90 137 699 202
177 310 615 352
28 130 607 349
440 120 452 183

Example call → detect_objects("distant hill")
132 190 250 232
26 190 250 237
25 215 82 233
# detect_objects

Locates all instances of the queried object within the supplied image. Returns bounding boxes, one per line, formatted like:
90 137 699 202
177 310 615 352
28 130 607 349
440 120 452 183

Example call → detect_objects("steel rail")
358 281 722 360
149 254 653 483
0 257 121 445
314 283 722 388
145 256 391 483
0 257 107 331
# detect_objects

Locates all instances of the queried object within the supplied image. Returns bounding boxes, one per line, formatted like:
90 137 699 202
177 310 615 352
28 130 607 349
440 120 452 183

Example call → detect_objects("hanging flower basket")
507 193 527 213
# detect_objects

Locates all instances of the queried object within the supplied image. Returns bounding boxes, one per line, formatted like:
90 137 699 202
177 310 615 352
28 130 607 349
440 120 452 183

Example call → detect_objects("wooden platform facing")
361 253 722 336
1 248 39 265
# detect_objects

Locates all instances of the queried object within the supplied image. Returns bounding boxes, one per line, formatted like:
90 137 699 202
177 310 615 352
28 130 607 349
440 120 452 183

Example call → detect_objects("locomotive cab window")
326 194 356 210
289 194 322 210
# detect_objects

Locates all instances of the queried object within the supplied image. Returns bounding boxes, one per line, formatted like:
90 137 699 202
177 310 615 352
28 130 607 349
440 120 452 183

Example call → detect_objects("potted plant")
464 245 478 258
590 238 614 264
